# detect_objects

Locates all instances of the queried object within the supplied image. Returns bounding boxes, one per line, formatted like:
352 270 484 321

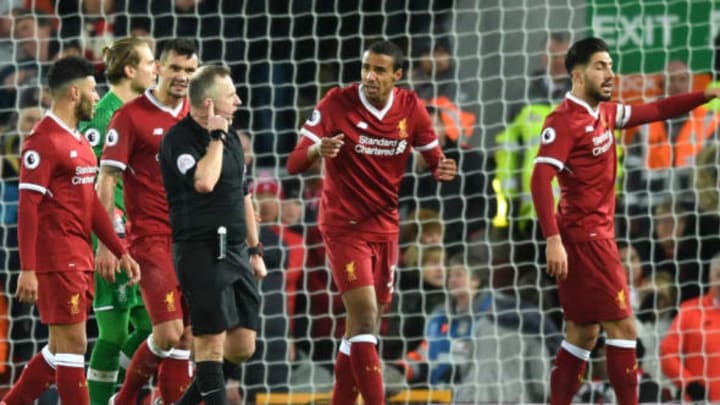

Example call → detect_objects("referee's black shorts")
173 239 260 335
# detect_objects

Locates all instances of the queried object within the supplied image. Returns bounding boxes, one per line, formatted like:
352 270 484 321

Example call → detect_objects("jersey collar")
565 92 600 119
358 84 394 121
145 89 186 118
46 111 81 141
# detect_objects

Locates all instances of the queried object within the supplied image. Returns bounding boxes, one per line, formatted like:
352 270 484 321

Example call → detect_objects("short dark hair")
47 56 95 93
366 40 404 71
159 38 198 61
188 65 231 108
564 37 609 75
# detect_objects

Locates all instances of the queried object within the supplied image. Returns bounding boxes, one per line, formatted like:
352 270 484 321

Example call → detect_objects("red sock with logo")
606 339 639 405
55 353 89 405
158 350 193 403
550 341 590 405
2 347 55 405
348 335 384 405
331 339 358 405
115 335 168 404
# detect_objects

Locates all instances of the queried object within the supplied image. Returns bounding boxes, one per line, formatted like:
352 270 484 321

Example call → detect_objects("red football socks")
348 335 384 405
158 351 193 403
55 353 89 405
2 347 55 405
606 339 639 405
114 336 167 404
331 339 358 405
550 341 590 405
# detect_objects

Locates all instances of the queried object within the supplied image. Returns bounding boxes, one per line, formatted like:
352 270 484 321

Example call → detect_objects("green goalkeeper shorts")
92 270 145 311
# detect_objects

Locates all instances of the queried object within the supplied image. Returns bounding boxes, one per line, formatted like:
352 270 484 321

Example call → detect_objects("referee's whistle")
217 226 227 260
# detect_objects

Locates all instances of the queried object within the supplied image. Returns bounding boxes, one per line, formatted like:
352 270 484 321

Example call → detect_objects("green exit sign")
589 0 720 74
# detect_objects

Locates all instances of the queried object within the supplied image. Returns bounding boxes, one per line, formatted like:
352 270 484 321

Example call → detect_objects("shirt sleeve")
411 99 442 170
18 134 55 196
18 134 55 270
533 116 575 172
100 108 133 171
299 88 339 143
161 131 203 188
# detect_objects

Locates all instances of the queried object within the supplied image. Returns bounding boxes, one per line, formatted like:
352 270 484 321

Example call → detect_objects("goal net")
1 0 719 403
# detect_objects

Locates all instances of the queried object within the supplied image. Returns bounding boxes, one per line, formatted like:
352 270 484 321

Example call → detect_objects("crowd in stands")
1 2 720 404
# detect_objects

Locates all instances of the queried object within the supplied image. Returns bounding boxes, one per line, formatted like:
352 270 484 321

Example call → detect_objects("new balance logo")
153 128 164 136
356 121 368 129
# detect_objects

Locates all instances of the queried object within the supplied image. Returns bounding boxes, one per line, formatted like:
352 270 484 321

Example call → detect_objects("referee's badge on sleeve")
177 154 196 175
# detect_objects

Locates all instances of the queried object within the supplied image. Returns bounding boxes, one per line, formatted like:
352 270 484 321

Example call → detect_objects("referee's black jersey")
159 114 249 243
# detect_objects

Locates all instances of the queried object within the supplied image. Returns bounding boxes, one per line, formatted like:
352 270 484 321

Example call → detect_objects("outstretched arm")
623 89 720 128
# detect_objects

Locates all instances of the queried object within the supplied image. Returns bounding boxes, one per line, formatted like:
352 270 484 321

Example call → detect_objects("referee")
158 65 266 405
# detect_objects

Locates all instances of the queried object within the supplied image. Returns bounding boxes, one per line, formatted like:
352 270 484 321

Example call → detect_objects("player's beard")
587 80 612 103
75 93 94 121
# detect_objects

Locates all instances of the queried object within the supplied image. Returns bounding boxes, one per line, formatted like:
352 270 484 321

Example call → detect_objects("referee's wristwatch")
209 129 227 143
248 243 263 257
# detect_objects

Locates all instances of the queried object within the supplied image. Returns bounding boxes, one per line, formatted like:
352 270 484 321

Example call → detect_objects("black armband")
209 129 227 143
247 242 263 257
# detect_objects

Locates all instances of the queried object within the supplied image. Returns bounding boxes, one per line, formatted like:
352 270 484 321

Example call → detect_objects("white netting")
1 0 719 404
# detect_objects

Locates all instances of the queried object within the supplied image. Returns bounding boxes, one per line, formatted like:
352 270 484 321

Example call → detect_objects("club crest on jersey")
105 129 120 147
397 118 408 139
84 128 101 147
23 150 40 170
305 109 321 126
541 127 556 144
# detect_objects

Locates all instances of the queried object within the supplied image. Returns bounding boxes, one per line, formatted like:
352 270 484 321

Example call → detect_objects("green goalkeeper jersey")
79 91 125 217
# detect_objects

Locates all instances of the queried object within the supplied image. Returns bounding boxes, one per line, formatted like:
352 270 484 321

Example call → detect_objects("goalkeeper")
79 37 157 405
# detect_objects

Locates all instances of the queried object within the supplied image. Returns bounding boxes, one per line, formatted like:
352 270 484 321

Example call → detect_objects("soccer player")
286 40 457 405
79 37 156 405
101 39 199 405
530 37 720 405
1 56 140 405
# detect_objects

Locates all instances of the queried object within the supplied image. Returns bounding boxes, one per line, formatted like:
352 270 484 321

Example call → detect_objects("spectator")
624 60 718 224
493 31 571 231
409 38 476 147
636 199 714 303
399 106 491 255
660 253 720 402
384 246 447 360
453 255 561 403
399 253 490 386
230 177 296 403
399 208 443 268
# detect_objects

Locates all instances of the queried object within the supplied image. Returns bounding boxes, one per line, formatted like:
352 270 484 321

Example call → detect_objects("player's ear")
205 98 212 107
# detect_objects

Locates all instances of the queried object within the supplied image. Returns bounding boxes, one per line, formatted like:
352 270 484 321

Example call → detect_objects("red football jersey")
300 83 439 237
18 112 99 272
534 94 632 242
100 90 189 242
